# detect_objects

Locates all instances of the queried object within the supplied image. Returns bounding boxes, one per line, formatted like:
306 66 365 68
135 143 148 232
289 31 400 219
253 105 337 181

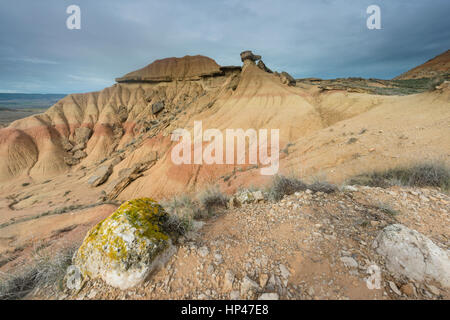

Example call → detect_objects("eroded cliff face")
0 55 242 182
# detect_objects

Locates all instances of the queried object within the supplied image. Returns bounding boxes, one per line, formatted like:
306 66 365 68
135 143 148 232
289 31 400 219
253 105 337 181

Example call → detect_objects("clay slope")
395 49 450 80
1 51 450 279
0 55 235 182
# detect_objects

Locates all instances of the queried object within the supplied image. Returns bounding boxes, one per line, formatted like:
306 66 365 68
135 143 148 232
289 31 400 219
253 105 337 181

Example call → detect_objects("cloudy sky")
0 0 449 93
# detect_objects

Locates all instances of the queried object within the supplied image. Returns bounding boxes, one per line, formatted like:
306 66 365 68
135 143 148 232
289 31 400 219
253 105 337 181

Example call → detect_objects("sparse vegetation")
348 162 450 191
267 175 338 201
162 213 192 238
267 175 308 201
161 195 201 234
308 180 338 194
0 245 77 300
162 186 229 230
306 74 449 96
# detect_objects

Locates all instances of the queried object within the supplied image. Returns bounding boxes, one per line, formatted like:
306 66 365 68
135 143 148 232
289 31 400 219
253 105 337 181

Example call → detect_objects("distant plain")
0 93 66 127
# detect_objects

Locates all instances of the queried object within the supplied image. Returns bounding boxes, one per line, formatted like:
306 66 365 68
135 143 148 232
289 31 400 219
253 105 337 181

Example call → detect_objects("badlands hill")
395 50 450 80
0 50 449 199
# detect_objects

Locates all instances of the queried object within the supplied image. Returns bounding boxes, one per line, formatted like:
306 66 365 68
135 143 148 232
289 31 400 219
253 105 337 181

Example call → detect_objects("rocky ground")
30 185 449 300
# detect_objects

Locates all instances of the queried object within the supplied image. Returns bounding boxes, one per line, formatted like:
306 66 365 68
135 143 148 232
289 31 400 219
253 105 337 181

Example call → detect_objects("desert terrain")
0 50 448 300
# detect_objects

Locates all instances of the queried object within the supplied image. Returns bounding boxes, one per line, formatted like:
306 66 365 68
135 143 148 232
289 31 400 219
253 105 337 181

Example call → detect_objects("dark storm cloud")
0 0 449 93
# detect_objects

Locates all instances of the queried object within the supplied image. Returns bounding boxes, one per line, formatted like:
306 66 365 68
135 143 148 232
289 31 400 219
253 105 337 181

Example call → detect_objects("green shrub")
162 213 192 238
308 181 338 194
0 245 77 300
162 195 201 219
162 187 229 224
374 202 399 216
198 186 229 216
348 162 450 191
267 175 308 201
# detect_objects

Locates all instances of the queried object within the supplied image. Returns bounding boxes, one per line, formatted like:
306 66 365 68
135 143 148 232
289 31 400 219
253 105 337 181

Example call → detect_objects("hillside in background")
395 50 450 80
0 93 67 109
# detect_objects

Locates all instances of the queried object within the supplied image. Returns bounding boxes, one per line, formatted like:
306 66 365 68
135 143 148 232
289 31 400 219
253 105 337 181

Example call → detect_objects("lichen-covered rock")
373 224 450 288
236 190 255 204
88 164 113 187
73 198 174 290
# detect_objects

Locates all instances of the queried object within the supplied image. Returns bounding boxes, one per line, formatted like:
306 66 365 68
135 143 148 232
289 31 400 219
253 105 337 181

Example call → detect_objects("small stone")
343 185 358 192
223 270 235 292
198 246 209 258
373 224 450 288
426 284 440 296
214 253 223 264
400 283 416 297
259 273 269 288
279 264 290 279
87 289 98 299
240 276 260 298
389 281 402 296
340 256 358 269
370 220 380 227
230 290 240 300
236 190 255 204
207 264 215 275
252 190 264 202
258 293 279 300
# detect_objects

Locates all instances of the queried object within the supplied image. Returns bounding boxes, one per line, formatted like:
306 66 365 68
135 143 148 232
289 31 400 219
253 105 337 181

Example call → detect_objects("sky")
0 0 449 94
